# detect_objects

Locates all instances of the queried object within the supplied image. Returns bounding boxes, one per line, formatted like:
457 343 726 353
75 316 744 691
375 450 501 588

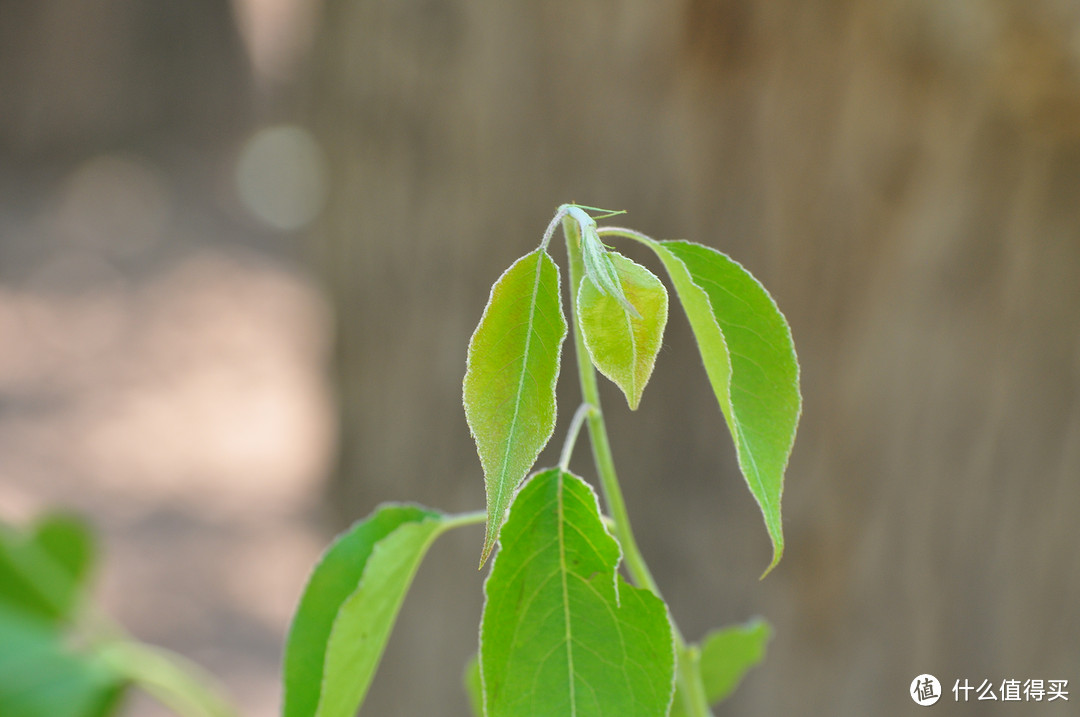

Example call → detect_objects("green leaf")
32 514 96 617
641 239 800 575
282 505 446 717
0 605 126 717
669 619 771 715
0 515 96 624
464 249 568 565
697 618 771 704
33 515 95 587
578 253 668 410
480 468 675 716
463 654 482 717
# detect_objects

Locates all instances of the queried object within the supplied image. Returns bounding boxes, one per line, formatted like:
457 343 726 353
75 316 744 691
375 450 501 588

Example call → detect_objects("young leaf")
565 204 638 317
578 253 668 410
281 505 445 717
669 619 771 715
580 231 637 316
640 239 800 575
463 249 567 565
480 468 675 716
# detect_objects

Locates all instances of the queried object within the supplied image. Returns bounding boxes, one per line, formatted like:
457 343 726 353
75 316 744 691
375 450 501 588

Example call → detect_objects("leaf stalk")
567 216 715 717
558 402 594 472
563 215 660 598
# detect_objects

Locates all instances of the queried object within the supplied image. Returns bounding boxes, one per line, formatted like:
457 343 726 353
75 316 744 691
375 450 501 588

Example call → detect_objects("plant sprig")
282 203 802 716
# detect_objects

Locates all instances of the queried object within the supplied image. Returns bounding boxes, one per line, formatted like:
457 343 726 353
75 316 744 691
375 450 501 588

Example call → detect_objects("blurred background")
2 1 1079 715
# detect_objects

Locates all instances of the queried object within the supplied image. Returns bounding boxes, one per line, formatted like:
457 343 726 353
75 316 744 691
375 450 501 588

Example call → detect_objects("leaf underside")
480 468 675 717
463 249 567 565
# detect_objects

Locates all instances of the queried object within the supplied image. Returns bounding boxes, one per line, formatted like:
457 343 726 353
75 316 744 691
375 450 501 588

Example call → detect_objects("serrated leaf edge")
640 238 799 576
576 255 668 410
463 249 567 566
477 468 678 717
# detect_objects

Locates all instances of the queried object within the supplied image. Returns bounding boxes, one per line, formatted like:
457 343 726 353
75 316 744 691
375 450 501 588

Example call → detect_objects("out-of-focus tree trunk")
307 1 1080 714
0 0 249 157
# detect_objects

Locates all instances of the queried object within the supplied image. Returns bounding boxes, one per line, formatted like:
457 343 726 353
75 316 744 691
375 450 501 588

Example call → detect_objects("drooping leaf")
669 619 771 715
578 253 668 409
463 654 483 717
638 238 800 575
463 249 567 565
281 505 446 717
480 468 675 716
0 605 126 717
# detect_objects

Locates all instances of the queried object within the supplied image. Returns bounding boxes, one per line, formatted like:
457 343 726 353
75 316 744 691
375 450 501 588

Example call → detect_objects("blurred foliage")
0 514 127 717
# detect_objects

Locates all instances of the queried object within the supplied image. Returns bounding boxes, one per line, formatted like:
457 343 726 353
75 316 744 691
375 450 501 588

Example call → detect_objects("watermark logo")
911 675 1069 705
911 674 942 706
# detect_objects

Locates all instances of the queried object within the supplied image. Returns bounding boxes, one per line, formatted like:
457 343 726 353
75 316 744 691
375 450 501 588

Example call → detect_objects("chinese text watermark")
911 675 1068 706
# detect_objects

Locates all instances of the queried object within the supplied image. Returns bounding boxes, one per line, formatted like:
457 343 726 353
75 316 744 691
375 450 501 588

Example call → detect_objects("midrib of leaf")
490 251 546 549
732 419 771 533
621 296 640 400
480 468 675 716
557 471 577 716
598 229 796 575
676 253 781 567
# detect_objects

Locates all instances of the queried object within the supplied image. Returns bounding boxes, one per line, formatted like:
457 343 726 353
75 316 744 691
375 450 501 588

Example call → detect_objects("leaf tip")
479 518 501 569
758 544 783 580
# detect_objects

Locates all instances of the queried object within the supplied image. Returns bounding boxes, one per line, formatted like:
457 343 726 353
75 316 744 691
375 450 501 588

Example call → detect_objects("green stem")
676 644 714 717
562 215 660 597
565 215 714 717
558 402 593 472
98 640 238 717
439 509 487 532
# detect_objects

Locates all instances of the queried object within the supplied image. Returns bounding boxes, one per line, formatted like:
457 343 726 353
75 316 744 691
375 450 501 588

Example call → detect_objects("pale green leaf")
580 226 637 317
564 204 636 317
636 239 800 575
281 505 444 717
480 468 675 716
670 619 771 715
578 253 668 410
464 249 567 565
